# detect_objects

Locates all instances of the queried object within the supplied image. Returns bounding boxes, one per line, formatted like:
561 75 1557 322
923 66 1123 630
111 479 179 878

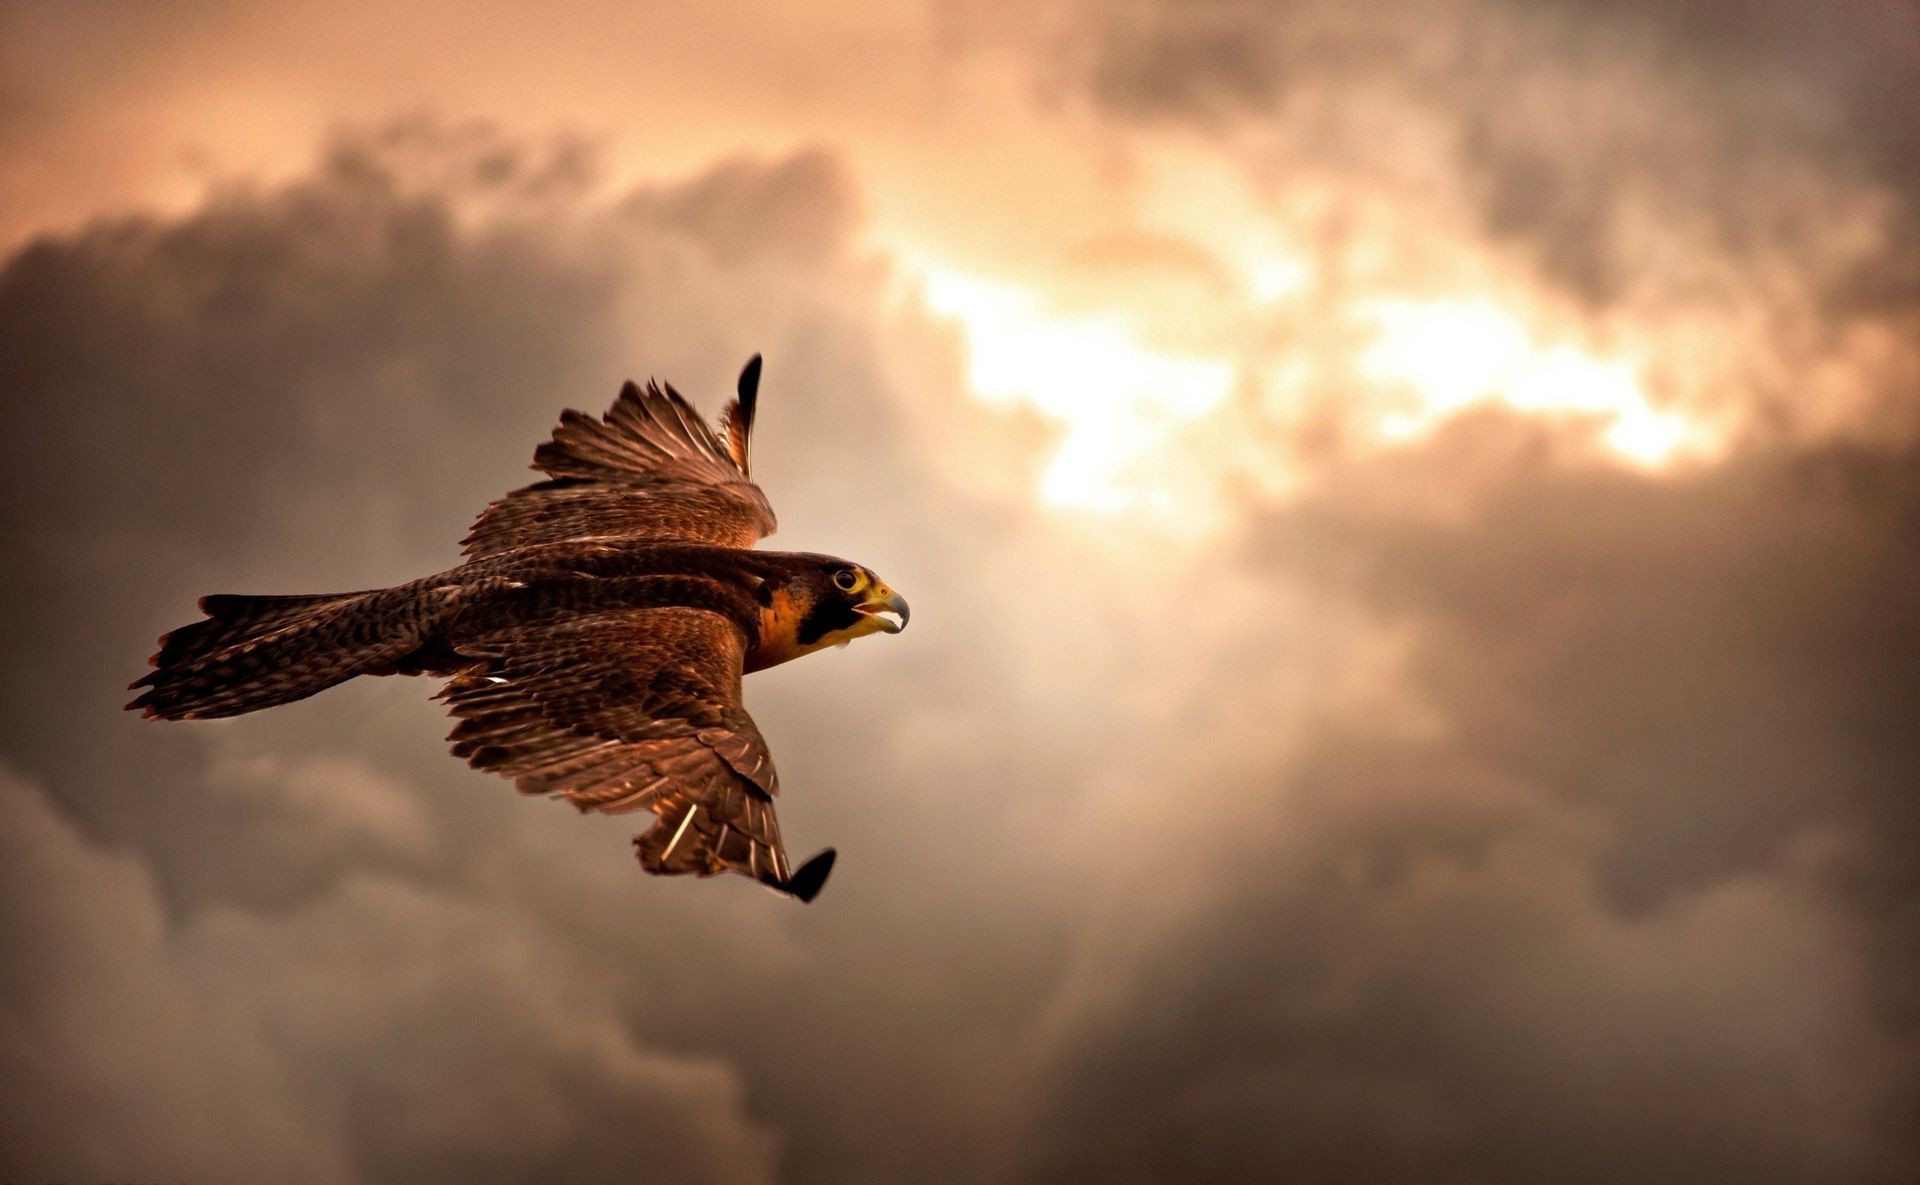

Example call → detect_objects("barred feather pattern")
439 606 806 891
128 583 456 720
463 377 775 558
148 591 374 668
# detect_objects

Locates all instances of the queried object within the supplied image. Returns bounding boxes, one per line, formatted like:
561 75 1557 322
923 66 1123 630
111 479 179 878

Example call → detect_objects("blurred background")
2 2 1916 1182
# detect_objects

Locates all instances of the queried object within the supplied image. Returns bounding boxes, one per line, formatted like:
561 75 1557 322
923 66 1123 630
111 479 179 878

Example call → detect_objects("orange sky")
15 0 1913 529
3 3 1917 1181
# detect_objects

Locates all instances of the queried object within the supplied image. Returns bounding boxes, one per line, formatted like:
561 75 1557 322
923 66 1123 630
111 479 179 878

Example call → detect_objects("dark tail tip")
786 847 836 903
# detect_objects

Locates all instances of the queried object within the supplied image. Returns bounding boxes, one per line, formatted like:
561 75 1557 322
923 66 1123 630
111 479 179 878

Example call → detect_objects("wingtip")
723 353 762 475
786 847 836 903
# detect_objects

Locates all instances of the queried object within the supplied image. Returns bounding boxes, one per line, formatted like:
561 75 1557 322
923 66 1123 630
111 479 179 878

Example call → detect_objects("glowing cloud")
917 265 1235 514
1358 297 1697 466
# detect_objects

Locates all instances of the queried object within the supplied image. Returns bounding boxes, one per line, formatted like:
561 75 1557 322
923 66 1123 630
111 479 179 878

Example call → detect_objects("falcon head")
748 556 910 671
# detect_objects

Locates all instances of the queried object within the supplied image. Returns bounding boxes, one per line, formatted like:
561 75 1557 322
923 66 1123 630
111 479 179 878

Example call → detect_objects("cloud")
1 110 1913 1185
1047 0 1920 453
1018 430 1920 1183
0 764 779 1185
1078 0 1920 237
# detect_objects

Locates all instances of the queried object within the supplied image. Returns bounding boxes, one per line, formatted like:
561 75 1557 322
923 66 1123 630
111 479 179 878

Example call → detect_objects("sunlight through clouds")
916 264 1234 514
1358 296 1700 466
914 242 1710 529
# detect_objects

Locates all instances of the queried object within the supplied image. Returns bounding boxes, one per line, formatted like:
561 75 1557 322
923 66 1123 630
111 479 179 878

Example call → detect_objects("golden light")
905 229 1713 532
916 265 1235 515
1358 296 1698 466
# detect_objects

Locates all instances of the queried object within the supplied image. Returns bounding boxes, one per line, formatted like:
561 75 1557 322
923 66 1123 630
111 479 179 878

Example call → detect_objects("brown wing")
463 357 776 557
437 606 834 900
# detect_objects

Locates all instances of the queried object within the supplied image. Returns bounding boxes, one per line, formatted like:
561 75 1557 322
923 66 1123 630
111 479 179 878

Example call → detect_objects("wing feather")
463 364 776 557
720 354 760 474
437 606 831 898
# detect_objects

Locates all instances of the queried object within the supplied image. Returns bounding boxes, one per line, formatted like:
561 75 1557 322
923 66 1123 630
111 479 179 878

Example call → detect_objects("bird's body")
129 357 907 902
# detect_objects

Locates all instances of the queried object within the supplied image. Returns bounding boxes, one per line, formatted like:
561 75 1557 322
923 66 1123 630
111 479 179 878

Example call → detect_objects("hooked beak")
856 587 910 634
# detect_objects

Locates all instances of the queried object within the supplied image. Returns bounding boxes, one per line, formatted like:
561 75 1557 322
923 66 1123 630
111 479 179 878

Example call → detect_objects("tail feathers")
128 588 412 720
149 590 374 669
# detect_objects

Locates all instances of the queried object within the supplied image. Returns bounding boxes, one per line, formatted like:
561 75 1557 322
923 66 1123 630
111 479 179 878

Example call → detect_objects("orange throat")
748 586 887 672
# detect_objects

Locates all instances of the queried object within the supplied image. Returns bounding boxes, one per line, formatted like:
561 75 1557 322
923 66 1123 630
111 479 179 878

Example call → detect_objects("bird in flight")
128 356 907 902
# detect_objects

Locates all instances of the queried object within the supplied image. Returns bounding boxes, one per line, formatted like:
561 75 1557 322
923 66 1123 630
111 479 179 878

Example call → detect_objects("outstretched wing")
437 605 834 901
463 356 776 557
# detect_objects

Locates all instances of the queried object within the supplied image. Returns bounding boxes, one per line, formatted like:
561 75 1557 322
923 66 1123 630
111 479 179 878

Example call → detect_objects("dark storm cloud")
1 121 625 909
1076 0 1920 318
1288 440 1920 906
1021 429 1920 1184
0 765 781 1185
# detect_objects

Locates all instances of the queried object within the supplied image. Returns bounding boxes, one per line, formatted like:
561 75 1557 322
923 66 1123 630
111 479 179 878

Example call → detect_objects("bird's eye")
833 569 860 591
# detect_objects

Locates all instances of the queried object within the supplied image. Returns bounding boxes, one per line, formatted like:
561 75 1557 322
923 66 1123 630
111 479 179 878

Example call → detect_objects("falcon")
128 356 907 903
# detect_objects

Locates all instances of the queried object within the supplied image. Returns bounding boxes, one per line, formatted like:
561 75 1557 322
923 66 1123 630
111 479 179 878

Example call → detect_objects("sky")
1 1 1916 1182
